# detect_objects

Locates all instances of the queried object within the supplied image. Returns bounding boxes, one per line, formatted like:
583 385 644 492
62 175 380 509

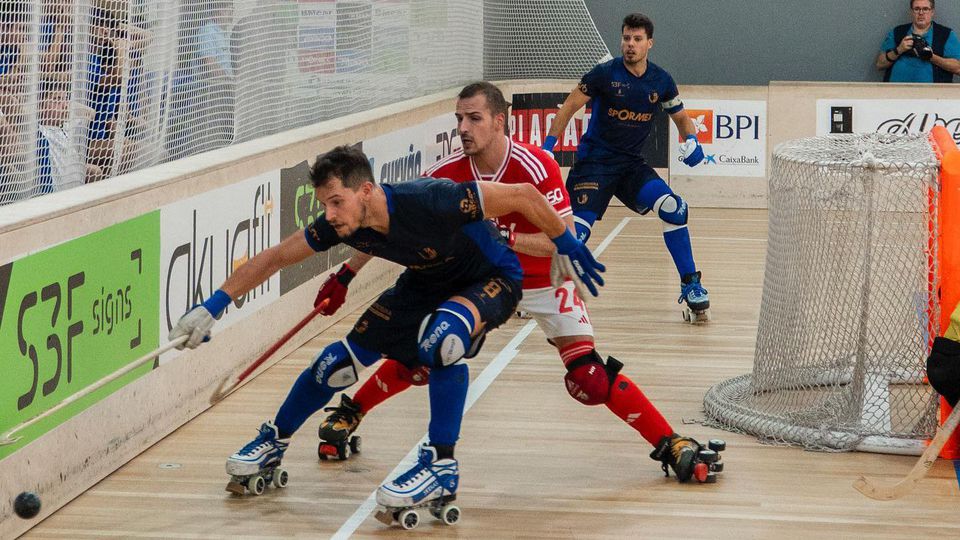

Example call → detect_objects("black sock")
433 444 455 460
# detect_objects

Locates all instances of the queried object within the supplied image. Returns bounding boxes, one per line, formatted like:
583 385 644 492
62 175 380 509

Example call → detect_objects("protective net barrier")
704 133 942 454
0 0 608 207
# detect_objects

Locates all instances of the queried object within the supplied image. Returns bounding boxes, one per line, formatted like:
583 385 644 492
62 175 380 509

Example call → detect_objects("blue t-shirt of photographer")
882 26 960 82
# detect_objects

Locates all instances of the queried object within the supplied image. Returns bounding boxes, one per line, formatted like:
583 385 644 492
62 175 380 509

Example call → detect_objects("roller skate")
650 434 726 484
225 421 290 495
317 394 363 460
374 444 461 530
679 271 710 323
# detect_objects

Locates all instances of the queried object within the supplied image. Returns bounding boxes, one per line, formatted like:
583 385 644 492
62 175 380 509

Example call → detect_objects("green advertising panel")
0 212 160 459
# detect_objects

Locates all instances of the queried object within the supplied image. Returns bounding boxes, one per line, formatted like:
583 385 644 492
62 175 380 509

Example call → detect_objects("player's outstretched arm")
543 86 591 154
314 252 374 315
477 182 604 296
508 215 577 257
169 231 315 349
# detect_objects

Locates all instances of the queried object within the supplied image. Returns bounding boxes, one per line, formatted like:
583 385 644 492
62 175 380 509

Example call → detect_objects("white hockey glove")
168 289 231 349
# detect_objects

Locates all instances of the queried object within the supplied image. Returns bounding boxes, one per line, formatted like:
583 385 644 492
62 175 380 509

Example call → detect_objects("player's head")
310 145 376 237
911 0 934 29
621 13 654 66
456 81 510 157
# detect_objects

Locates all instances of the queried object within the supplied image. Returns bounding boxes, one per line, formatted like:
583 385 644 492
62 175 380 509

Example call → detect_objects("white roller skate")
225 421 290 495
374 444 461 530
679 271 710 323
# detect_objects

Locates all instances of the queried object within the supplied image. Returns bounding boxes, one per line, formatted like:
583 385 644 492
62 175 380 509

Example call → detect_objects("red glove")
314 264 355 315
498 225 516 248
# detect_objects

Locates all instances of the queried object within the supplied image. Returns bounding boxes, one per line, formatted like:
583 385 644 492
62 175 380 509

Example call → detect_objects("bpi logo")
682 109 761 144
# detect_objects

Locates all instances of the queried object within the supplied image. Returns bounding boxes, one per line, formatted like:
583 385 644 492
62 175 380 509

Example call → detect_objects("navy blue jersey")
305 178 522 288
578 58 683 160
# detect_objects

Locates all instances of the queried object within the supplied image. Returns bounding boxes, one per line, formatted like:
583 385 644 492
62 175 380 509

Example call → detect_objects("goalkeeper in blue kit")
544 12 711 322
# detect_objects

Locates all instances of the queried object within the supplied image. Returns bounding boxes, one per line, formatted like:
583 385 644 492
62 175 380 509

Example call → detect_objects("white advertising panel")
363 113 460 183
816 99 960 142
669 100 767 177
160 170 281 361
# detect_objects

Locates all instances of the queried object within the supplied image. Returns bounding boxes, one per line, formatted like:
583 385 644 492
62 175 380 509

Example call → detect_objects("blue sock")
428 363 469 447
573 211 597 242
663 227 696 278
274 367 333 439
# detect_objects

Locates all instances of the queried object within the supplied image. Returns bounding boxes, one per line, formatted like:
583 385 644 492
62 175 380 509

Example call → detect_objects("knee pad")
653 193 688 228
397 363 431 386
311 339 378 391
418 301 476 368
563 351 624 406
573 212 596 243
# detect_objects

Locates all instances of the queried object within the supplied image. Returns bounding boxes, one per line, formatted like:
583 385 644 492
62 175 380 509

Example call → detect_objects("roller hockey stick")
853 402 960 500
209 299 329 404
0 336 188 446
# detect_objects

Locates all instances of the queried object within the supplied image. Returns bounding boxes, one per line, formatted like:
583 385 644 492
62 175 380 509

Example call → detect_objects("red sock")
605 373 674 447
352 359 413 414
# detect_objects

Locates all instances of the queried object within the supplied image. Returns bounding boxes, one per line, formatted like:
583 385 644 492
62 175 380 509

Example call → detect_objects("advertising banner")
668 99 766 178
816 99 960 142
0 212 160 457
160 171 280 360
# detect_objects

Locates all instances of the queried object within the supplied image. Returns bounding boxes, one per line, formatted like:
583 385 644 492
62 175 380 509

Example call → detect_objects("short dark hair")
622 13 654 37
458 81 512 134
310 145 374 189
912 0 934 8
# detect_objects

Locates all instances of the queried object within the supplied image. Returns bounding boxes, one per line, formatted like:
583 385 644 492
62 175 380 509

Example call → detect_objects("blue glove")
168 289 232 349
550 230 605 297
679 134 704 167
542 135 558 156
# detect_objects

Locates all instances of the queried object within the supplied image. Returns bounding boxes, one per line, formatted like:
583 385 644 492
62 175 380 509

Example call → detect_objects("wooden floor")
22 208 960 539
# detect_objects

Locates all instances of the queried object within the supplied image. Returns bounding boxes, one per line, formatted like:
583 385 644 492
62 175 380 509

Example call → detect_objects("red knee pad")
397 363 431 386
563 352 623 406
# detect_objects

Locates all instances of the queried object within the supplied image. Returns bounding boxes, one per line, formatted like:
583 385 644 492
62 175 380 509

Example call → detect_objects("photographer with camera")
877 0 960 82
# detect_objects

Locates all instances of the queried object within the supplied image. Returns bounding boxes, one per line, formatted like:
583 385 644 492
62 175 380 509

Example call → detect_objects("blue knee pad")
653 193 688 228
418 301 476 368
573 211 597 242
311 338 380 391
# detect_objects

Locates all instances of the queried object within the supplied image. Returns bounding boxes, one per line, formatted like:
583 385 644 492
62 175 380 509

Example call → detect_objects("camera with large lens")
910 34 934 61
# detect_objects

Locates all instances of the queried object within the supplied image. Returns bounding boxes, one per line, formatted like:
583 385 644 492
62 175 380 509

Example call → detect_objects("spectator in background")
1 2 28 202
37 82 100 193
86 3 150 178
40 0 73 84
877 0 960 82
197 2 235 152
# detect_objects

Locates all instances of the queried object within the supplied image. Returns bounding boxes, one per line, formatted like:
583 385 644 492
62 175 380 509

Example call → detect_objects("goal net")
0 0 608 207
704 133 942 455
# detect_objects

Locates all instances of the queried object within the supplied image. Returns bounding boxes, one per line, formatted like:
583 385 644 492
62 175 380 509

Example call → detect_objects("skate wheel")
713 462 724 473
697 449 718 463
273 468 289 488
399 509 420 530
705 473 718 483
338 442 351 461
440 504 460 525
682 309 691 322
349 435 361 454
708 439 726 452
693 462 709 483
248 475 266 495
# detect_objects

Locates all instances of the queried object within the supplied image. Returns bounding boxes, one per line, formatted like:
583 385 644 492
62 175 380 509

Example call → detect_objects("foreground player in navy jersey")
168 146 603 515
544 12 711 323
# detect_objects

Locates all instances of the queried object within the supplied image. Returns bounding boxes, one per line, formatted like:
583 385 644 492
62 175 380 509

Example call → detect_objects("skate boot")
225 421 290 495
317 394 363 460
678 271 710 323
689 439 727 483
374 444 461 530
650 433 701 483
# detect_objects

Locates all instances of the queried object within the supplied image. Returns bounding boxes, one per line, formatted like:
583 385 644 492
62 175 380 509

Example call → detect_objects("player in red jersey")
315 82 709 481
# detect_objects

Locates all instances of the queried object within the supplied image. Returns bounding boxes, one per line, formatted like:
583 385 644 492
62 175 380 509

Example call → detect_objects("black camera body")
910 34 934 61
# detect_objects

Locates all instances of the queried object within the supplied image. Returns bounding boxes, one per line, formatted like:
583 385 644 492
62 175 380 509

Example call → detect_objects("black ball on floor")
14 491 41 519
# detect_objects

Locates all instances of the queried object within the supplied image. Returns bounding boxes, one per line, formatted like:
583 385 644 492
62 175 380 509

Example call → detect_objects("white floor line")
331 217 629 539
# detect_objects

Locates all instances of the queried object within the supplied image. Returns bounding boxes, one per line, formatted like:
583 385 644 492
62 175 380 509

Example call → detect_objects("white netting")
704 133 942 455
0 0 608 207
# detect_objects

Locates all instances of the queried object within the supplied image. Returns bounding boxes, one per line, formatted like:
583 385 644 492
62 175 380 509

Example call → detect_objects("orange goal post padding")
930 125 960 459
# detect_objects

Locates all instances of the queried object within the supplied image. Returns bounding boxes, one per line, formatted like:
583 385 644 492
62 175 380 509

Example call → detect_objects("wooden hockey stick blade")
0 336 188 446
853 402 960 500
208 301 328 405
